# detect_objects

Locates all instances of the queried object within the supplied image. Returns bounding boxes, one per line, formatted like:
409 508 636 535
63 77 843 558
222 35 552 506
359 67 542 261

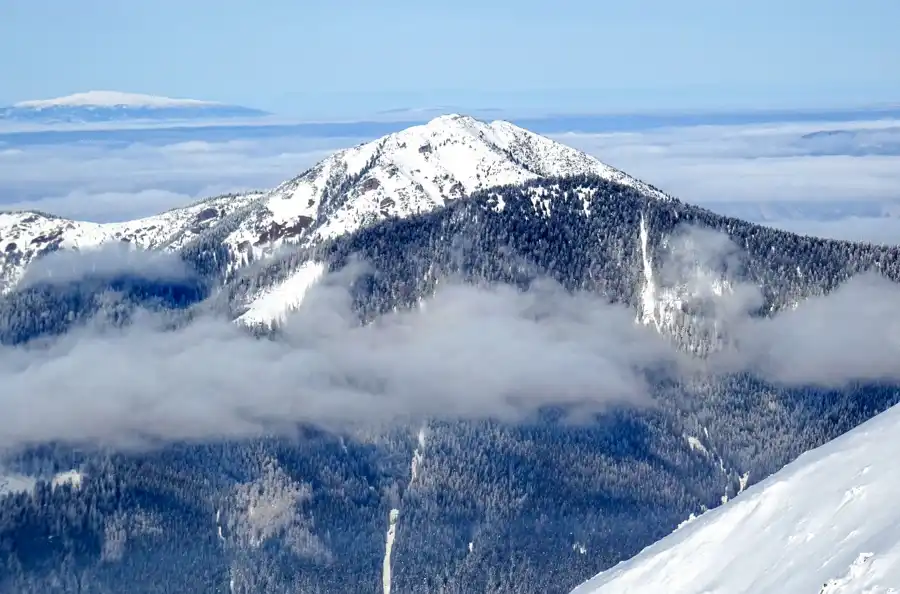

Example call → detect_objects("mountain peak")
423 112 477 124
241 114 669 248
405 113 498 139
2 92 269 123
12 90 219 109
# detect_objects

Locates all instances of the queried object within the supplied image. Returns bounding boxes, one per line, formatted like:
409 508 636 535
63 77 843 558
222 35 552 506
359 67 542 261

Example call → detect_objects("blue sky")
3 0 898 117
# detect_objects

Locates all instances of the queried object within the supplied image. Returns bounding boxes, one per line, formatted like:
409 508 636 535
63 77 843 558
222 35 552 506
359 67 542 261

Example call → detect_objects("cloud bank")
0 276 674 449
18 242 195 289
2 226 900 451
551 119 900 244
728 272 900 387
1 116 899 239
552 120 900 204
0 136 355 222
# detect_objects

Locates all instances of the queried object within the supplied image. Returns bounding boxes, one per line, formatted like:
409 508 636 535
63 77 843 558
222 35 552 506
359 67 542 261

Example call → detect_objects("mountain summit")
219 113 670 252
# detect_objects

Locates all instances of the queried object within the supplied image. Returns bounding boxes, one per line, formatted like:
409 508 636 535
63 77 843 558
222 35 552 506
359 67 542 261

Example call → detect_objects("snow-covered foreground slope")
571 402 900 594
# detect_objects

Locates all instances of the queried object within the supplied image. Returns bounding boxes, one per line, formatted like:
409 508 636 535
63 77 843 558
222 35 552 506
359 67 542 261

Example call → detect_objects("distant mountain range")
1 115 899 593
0 91 269 124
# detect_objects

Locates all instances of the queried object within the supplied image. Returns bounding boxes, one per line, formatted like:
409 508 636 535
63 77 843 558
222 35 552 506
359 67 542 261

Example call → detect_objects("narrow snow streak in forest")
383 508 400 594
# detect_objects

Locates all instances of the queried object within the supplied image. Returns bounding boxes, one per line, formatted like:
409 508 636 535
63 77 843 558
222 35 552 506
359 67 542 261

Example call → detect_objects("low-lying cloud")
17 243 195 289
757 217 900 245
0 276 675 449
552 119 900 206
0 136 354 222
2 224 900 451
727 272 900 387
553 119 900 244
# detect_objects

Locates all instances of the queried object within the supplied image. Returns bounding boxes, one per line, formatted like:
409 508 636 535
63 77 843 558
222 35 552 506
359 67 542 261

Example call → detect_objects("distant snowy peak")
226 113 669 253
571 402 900 594
2 91 268 123
13 91 219 108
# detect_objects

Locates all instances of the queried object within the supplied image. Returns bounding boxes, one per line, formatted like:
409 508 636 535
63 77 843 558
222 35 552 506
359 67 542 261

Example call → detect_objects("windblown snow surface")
570 402 900 594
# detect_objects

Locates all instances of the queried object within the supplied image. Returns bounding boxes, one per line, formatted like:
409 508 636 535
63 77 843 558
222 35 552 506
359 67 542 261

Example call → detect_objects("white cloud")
2 189 200 222
0 275 667 449
18 243 193 289
3 231 900 450
0 136 356 222
760 217 900 245
551 119 900 203
549 119 900 244
2 117 899 238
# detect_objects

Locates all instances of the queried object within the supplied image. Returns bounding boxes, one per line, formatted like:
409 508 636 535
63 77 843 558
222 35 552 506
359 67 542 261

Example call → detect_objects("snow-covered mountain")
220 113 668 252
0 114 667 311
570 401 900 594
220 113 669 321
4 117 900 593
0 91 268 124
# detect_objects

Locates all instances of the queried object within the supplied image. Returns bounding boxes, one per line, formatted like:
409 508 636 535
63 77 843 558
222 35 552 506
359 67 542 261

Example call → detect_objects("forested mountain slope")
571 399 900 594
1 134 898 592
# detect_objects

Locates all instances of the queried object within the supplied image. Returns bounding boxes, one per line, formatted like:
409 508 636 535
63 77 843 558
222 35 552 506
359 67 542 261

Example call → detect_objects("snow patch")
51 469 83 490
1 469 83 495
0 473 37 496
685 435 708 455
410 426 427 486
237 260 326 326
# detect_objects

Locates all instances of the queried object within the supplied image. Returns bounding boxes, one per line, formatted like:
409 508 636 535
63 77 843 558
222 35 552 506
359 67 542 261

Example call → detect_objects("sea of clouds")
0 114 899 241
